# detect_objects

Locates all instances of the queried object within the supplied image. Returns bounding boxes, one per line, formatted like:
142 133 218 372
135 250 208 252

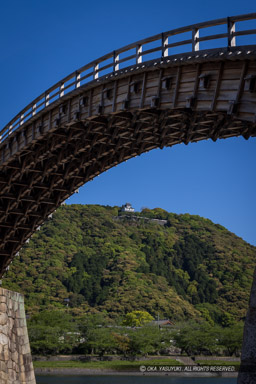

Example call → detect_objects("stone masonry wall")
0 287 36 384
238 267 256 384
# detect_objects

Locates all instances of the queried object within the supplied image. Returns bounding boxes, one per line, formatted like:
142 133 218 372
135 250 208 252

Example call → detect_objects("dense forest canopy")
3 204 255 324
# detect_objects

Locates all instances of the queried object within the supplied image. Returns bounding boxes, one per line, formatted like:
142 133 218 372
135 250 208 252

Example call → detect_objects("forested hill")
2 204 255 324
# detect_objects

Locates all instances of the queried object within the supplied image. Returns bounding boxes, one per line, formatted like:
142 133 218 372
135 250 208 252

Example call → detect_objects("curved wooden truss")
0 14 256 276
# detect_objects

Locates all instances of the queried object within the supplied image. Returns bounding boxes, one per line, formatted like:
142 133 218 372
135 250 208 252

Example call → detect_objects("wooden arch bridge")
0 13 256 277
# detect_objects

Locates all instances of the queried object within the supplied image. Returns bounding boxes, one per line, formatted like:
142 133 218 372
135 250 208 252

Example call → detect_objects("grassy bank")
197 360 240 367
34 358 182 371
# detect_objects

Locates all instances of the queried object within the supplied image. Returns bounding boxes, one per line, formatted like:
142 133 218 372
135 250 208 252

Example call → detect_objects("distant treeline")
28 310 243 357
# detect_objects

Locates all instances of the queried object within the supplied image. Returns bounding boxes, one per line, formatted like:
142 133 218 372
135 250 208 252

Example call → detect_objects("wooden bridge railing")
1 13 256 143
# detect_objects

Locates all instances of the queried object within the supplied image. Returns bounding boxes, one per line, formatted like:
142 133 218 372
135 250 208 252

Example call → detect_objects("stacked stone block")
0 288 36 384
238 267 256 384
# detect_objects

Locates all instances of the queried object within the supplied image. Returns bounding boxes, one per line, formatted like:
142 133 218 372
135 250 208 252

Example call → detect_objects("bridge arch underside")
0 52 256 276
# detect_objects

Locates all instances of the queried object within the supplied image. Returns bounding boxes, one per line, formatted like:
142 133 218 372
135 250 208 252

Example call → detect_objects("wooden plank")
178 82 197 92
192 28 199 51
240 93 256 103
219 79 242 90
143 78 159 89
173 67 181 107
211 61 224 111
198 33 228 42
193 64 201 98
215 100 230 111
94 63 99 80
238 111 256 123
116 53 137 65
166 39 192 49
141 46 162 57
112 81 118 113
162 33 169 58
195 101 213 110
88 89 93 117
227 17 236 48
140 72 147 108
230 13 256 23
235 61 249 103
136 45 142 64
237 102 256 114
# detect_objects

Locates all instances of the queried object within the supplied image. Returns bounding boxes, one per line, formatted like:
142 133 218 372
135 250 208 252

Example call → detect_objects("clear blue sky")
0 0 255 245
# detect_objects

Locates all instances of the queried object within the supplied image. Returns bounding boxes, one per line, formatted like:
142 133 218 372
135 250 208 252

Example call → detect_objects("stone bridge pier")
238 267 256 384
0 288 36 384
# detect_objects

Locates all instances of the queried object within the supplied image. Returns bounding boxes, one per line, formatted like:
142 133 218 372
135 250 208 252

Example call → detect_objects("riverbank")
35 367 238 378
33 358 182 371
33 357 239 378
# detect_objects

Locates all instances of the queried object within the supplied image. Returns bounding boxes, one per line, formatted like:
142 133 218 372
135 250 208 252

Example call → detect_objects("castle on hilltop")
121 202 135 213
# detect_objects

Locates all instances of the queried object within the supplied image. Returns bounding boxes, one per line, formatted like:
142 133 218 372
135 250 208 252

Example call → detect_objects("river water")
36 376 237 384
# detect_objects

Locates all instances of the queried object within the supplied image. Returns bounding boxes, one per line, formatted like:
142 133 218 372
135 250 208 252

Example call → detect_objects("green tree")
220 312 236 327
112 332 130 356
218 322 243 355
122 311 154 327
86 327 117 356
171 321 222 355
28 310 78 355
128 326 164 356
